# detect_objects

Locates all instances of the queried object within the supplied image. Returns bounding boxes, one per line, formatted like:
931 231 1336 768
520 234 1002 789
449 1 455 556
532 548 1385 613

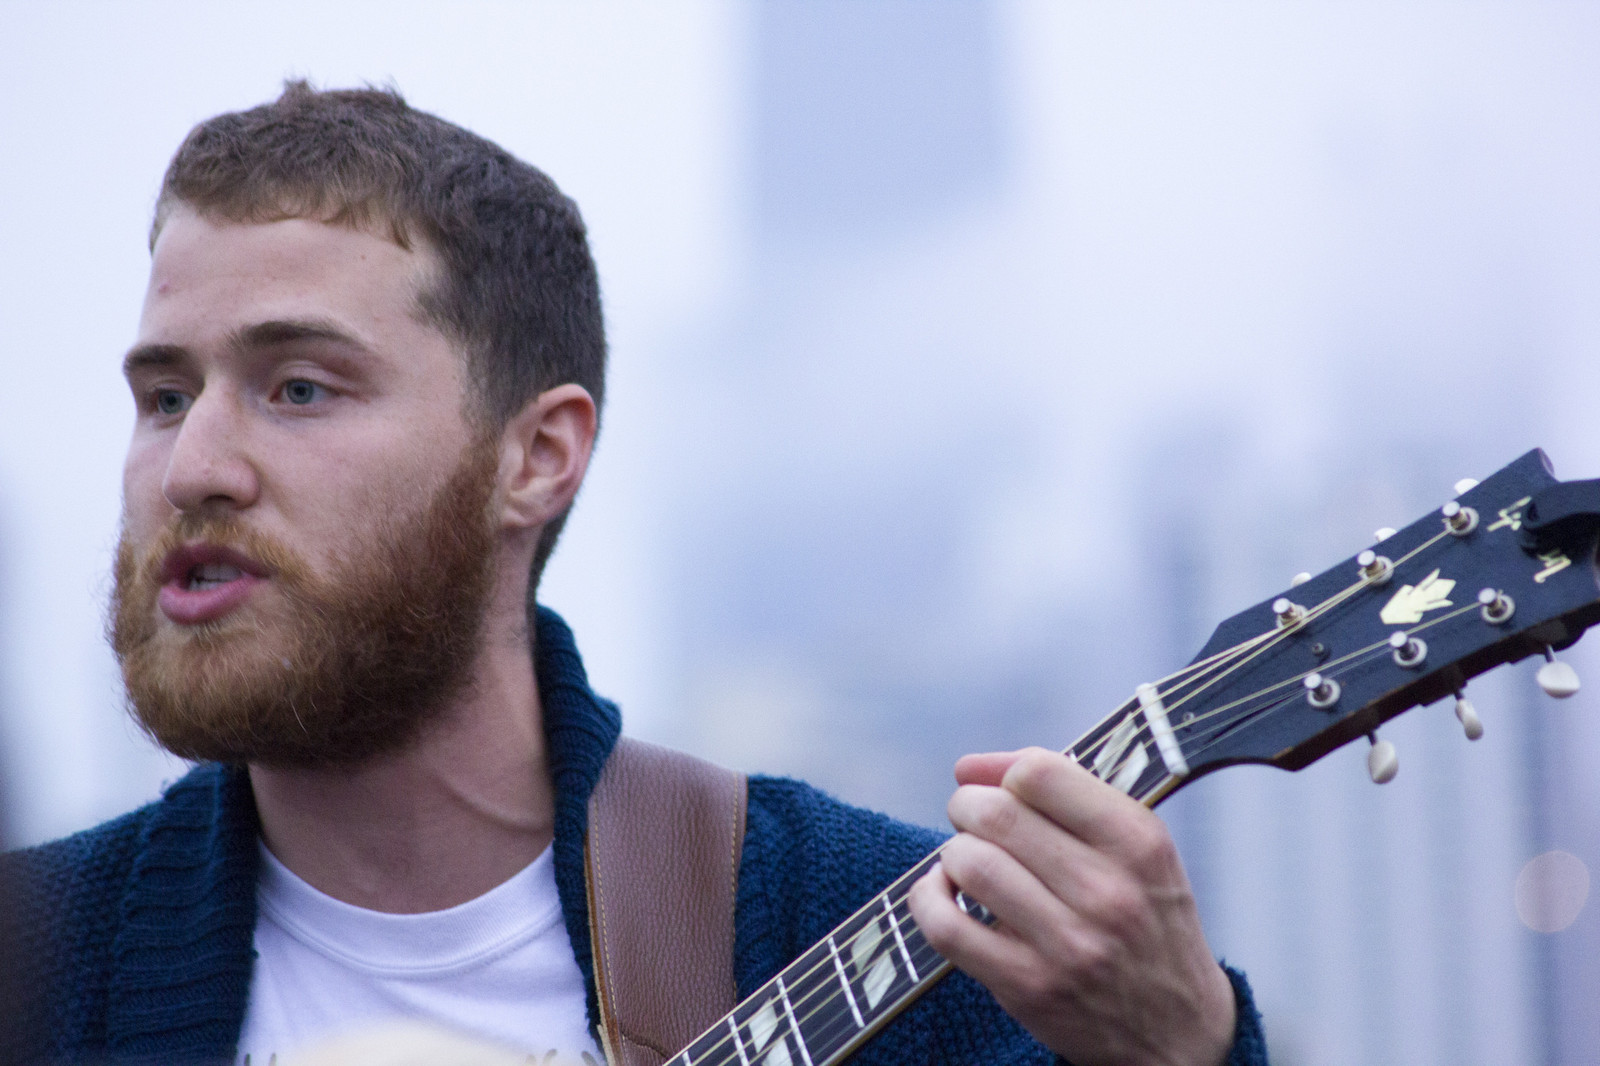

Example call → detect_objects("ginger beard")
110 437 501 768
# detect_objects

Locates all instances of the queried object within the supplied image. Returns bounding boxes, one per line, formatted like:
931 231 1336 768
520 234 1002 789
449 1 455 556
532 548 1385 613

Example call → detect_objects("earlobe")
498 384 597 531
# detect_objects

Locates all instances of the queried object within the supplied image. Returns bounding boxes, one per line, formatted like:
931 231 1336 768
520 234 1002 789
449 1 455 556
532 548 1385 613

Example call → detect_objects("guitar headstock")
1072 449 1600 804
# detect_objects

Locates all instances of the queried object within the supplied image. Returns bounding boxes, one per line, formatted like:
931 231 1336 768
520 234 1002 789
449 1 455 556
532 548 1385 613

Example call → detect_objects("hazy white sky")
5 7 1600 1060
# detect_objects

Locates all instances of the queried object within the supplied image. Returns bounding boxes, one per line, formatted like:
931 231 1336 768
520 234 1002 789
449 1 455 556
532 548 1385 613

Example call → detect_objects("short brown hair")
153 81 606 596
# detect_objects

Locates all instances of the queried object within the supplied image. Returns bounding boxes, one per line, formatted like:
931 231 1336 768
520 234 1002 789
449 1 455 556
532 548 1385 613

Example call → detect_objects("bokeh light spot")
1514 850 1590 933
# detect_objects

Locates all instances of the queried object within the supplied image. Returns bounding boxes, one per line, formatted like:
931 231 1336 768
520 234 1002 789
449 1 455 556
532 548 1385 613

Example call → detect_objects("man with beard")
2 84 1268 1066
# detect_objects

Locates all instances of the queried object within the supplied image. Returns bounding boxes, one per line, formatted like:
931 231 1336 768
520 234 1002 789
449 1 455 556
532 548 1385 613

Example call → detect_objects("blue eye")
154 389 190 416
283 379 321 405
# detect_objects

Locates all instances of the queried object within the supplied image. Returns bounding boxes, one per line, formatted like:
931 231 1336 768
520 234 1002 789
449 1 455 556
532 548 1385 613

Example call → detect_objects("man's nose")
161 389 261 513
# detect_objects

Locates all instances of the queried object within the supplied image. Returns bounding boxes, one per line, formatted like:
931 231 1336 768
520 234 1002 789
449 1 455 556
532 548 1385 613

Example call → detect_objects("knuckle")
1070 931 1120 986
1123 814 1178 873
948 849 1000 900
1006 749 1059 795
966 788 1020 839
1012 956 1058 1007
1077 876 1144 936
915 897 959 951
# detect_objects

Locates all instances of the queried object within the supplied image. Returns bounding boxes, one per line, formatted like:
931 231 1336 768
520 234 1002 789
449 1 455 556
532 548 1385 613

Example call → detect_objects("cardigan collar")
104 605 620 1062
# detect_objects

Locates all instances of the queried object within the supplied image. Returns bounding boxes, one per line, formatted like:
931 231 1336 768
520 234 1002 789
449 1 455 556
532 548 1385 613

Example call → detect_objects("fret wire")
826 934 866 1029
775 972 816 1066
788 942 858 1061
681 529 1468 1066
881 894 918 982
727 1015 751 1066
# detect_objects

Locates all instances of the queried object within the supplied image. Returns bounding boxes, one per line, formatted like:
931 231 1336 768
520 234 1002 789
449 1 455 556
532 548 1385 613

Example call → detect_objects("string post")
1303 672 1341 709
1272 597 1307 629
1442 501 1479 536
1357 550 1394 585
1478 587 1514 625
1389 631 1427 669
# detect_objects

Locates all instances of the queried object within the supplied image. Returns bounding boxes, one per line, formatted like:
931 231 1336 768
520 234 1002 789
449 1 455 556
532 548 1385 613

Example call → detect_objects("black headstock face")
1070 449 1600 803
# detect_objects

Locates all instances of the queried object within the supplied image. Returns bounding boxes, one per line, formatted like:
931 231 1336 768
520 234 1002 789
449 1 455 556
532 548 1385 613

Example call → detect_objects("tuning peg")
1290 571 1312 587
1454 692 1483 740
1373 527 1397 543
1478 587 1515 625
1304 672 1340 709
1389 630 1427 668
1357 549 1393 584
1441 501 1478 536
1272 597 1307 628
1537 647 1581 699
1454 478 1480 496
1367 733 1399 784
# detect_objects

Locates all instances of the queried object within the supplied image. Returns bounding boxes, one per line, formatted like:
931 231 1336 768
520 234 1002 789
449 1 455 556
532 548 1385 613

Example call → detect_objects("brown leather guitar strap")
585 737 748 1066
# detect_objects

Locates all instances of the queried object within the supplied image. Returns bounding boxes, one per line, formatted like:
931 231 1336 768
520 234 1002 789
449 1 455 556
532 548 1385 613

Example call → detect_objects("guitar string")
678 612 1350 1066
1086 525 1454 783
1117 599 1486 807
679 560 1458 1066
676 526 1465 1065
1064 536 1424 774
763 598 1494 1066
672 626 1298 1066
684 579 1464 1066
679 605 1473 1066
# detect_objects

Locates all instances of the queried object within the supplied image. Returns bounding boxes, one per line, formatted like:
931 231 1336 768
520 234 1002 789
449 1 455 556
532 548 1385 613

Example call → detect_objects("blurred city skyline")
4 3 1600 1063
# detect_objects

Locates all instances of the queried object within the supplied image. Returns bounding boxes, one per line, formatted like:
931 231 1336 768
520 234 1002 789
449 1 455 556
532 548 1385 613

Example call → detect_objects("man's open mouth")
156 544 270 624
186 562 246 590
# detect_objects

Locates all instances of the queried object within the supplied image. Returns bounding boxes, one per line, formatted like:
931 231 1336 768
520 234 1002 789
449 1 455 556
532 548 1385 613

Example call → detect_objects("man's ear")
497 384 597 532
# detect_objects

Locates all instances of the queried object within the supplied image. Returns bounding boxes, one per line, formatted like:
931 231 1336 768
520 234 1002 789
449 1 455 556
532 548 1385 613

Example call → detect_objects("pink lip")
156 543 270 625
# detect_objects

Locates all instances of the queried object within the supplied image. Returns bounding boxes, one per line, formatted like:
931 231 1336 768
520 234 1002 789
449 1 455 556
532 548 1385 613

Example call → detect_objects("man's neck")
248 626 555 914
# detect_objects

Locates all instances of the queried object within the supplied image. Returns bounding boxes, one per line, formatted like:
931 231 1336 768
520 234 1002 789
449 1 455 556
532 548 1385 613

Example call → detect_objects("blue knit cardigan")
2 608 1267 1065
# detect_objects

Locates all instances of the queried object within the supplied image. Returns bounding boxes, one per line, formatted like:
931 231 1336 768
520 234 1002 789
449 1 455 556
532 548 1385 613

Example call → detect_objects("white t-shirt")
237 841 603 1065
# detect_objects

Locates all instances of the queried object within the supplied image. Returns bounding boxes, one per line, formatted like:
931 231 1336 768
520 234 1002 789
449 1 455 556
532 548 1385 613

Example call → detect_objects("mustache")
123 512 312 590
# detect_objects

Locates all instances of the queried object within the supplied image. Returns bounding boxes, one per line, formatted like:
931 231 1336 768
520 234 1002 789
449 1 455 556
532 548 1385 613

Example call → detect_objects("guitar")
663 448 1600 1066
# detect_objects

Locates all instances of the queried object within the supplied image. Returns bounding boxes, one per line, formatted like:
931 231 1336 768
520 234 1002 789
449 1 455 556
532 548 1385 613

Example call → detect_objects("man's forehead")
149 208 431 285
139 209 441 344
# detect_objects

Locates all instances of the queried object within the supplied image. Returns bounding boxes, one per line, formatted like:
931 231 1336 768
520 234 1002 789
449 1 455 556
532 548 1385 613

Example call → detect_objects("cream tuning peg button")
1454 693 1483 740
1374 527 1397 543
1454 478 1480 496
1291 572 1312 587
1367 733 1399 784
1537 647 1580 699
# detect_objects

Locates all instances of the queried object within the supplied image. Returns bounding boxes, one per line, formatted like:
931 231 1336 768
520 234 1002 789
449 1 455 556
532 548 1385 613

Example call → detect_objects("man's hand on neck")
249 610 556 915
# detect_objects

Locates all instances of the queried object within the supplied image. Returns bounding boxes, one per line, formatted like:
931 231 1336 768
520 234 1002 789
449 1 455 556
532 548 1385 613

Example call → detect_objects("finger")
946 782 1114 904
934 831 1086 959
907 860 1034 984
952 749 1032 788
1001 748 1166 857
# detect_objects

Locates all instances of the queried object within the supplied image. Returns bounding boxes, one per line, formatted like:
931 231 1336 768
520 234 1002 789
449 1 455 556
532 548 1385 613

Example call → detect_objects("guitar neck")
662 450 1600 1066
667 725 1154 1066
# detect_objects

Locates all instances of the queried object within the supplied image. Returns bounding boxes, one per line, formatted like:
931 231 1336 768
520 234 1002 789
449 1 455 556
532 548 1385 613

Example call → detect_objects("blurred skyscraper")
3 4 1598 1064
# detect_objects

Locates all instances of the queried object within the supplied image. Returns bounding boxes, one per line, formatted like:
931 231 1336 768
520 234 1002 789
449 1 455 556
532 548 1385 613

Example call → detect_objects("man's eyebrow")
122 344 188 378
121 319 374 380
230 318 372 352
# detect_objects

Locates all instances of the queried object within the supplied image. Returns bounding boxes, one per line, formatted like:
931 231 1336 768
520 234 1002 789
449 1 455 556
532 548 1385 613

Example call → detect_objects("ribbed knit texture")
3 765 259 1065
2 607 1268 1066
